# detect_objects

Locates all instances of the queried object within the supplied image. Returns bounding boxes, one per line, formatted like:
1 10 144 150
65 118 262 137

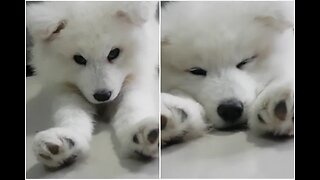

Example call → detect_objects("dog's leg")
32 91 95 168
161 92 209 147
248 79 294 136
112 80 159 159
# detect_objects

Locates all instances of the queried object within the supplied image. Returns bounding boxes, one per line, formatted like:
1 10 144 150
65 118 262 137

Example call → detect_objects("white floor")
161 130 294 178
26 87 159 179
26 80 293 179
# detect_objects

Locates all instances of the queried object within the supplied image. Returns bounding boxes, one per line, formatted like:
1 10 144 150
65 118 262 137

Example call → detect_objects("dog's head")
161 2 293 129
27 2 158 104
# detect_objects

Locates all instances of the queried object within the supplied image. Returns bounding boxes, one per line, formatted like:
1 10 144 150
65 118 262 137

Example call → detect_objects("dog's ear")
27 3 67 41
254 15 293 32
114 2 157 26
254 3 293 32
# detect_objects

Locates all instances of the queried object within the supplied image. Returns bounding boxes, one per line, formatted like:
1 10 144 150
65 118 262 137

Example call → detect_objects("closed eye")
187 67 207 76
73 55 87 66
236 55 257 69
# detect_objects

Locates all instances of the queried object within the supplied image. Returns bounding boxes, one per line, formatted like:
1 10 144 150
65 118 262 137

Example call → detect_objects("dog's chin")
85 95 117 105
88 99 110 105
213 121 248 131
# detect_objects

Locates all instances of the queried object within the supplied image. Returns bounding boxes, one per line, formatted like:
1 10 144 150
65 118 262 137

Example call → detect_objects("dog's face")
162 2 293 129
27 2 157 104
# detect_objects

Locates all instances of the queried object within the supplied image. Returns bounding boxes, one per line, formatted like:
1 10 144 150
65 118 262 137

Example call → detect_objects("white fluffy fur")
161 2 294 140
161 92 209 143
27 1 159 167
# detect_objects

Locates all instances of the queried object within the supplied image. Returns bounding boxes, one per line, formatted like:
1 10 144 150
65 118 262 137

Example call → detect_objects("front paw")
249 81 294 136
117 118 159 160
33 128 89 168
161 93 208 147
161 105 190 145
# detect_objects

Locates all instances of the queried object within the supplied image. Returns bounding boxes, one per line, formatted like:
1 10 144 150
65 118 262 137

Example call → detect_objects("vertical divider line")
293 0 295 178
158 0 162 179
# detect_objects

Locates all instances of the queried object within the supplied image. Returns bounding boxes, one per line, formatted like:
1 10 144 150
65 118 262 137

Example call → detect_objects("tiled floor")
161 131 293 178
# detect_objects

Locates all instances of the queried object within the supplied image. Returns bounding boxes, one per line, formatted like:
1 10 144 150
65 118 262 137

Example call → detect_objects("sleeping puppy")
161 1 294 144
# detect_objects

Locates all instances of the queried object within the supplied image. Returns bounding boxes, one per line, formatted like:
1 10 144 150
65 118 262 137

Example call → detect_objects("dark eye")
236 55 257 69
188 67 207 76
73 55 87 66
107 48 120 62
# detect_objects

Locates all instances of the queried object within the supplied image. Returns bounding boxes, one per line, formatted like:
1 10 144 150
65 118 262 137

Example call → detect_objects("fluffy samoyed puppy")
161 1 294 144
27 1 159 168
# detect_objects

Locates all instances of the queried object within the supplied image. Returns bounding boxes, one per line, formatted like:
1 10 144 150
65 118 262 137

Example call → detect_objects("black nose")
93 90 112 102
217 99 243 122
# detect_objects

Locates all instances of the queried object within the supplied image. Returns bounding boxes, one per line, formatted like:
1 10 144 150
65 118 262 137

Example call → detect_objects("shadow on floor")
245 130 294 148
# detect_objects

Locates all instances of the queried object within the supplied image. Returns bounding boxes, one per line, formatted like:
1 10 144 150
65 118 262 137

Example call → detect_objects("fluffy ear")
254 15 293 32
26 3 67 41
114 2 157 26
254 1 294 32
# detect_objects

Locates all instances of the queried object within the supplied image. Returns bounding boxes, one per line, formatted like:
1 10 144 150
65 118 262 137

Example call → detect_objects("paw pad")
133 134 139 144
147 129 159 144
45 143 60 155
274 100 287 121
161 115 168 130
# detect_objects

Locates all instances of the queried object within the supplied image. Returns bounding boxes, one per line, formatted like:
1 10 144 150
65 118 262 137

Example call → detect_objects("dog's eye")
188 67 207 76
73 55 87 66
107 48 120 62
236 55 257 69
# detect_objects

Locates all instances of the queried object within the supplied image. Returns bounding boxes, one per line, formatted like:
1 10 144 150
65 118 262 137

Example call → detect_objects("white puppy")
161 1 294 143
27 1 159 168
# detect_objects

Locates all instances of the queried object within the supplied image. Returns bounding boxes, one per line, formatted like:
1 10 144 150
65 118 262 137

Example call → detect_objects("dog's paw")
161 105 189 145
118 118 159 160
161 93 208 147
33 128 89 168
249 81 294 136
